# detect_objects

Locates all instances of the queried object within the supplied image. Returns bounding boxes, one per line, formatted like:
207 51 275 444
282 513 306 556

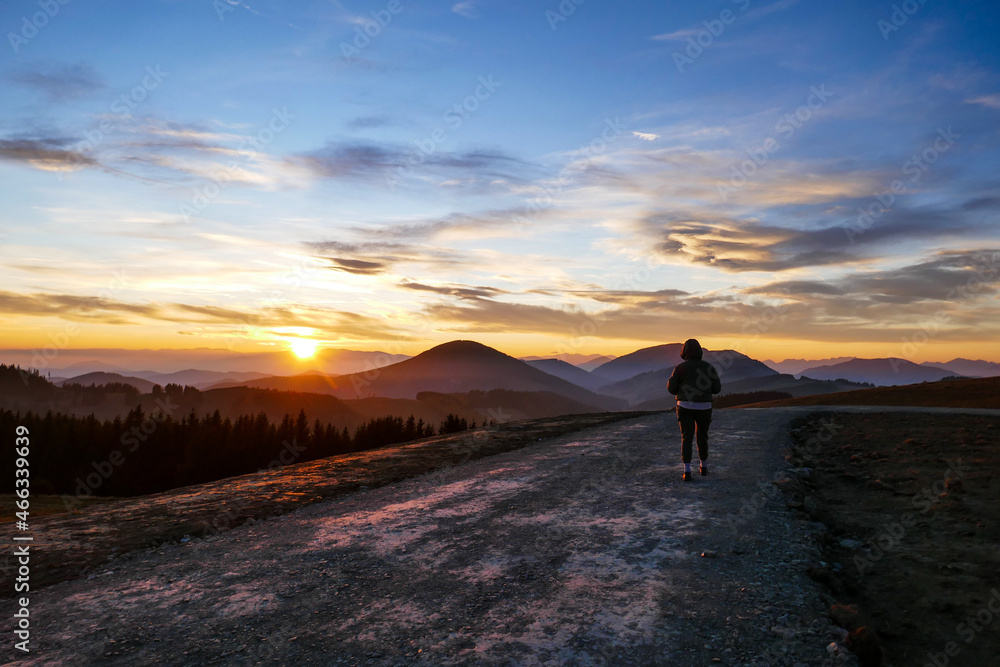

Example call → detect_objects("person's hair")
680 338 703 360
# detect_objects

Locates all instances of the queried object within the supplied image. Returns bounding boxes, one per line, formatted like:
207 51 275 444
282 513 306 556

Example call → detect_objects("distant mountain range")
590 344 777 385
762 357 856 375
213 341 627 411
577 356 616 372
588 345 779 405
760 356 1000 383
0 347 409 377
798 358 960 386
132 369 271 388
588 344 689 383
54 370 271 392
6 344 999 422
209 341 788 410
0 364 607 430
518 353 615 369
523 359 609 392
55 371 158 394
920 358 1000 378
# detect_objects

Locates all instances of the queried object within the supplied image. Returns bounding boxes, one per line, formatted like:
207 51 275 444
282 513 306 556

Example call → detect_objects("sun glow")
290 338 318 359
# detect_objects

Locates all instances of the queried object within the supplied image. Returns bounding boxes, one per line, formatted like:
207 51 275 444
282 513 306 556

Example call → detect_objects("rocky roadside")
776 409 1000 667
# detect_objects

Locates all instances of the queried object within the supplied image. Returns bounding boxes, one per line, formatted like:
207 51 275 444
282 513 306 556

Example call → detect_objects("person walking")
666 339 722 482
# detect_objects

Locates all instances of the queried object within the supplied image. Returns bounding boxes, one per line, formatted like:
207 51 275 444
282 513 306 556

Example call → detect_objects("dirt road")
6 410 858 666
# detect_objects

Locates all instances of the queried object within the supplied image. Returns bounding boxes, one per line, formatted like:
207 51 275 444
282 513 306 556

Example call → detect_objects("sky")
1 0 999 365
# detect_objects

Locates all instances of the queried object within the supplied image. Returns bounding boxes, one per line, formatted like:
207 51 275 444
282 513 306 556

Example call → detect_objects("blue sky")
1 0 999 363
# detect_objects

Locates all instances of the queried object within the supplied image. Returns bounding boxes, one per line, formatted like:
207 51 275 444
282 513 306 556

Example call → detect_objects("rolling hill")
349 389 605 425
577 355 616 372
718 374 871 397
57 372 157 393
744 376 1000 409
524 359 606 391
211 373 345 396
132 369 271 389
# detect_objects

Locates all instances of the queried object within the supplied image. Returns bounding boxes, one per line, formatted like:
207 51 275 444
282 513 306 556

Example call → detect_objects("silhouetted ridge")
413 340 498 361
525 359 606 391
388 340 543 379
591 344 685 382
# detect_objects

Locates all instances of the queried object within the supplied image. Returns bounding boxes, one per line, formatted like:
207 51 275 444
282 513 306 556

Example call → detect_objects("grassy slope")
744 376 1000 409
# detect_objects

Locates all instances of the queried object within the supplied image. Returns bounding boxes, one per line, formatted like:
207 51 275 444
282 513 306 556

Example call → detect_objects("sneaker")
683 471 692 482
700 465 708 477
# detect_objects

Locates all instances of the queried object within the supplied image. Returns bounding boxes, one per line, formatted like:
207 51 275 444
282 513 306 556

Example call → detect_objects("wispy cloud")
651 28 698 42
356 208 543 242
305 240 468 277
651 0 798 41
0 118 215 184
966 93 1000 109
0 138 97 172
217 0 266 19
0 115 311 189
326 257 387 276
6 62 106 102
345 115 396 130
452 1 479 18
0 291 158 324
632 131 660 141
0 289 412 341
743 0 799 22
399 280 507 299
292 141 534 187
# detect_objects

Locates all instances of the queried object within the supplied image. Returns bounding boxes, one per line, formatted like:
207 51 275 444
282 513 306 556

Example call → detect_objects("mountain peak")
416 340 506 360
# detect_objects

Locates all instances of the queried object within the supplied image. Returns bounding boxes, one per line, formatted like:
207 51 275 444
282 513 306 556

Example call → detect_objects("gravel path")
1 412 645 594
6 409 858 666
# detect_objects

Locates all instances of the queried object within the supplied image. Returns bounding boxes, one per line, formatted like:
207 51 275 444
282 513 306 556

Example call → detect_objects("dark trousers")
677 406 712 463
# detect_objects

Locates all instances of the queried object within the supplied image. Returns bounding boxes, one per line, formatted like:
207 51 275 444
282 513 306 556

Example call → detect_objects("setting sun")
290 339 318 359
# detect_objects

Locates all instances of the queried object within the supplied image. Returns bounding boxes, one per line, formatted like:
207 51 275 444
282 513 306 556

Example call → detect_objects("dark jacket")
666 340 722 403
